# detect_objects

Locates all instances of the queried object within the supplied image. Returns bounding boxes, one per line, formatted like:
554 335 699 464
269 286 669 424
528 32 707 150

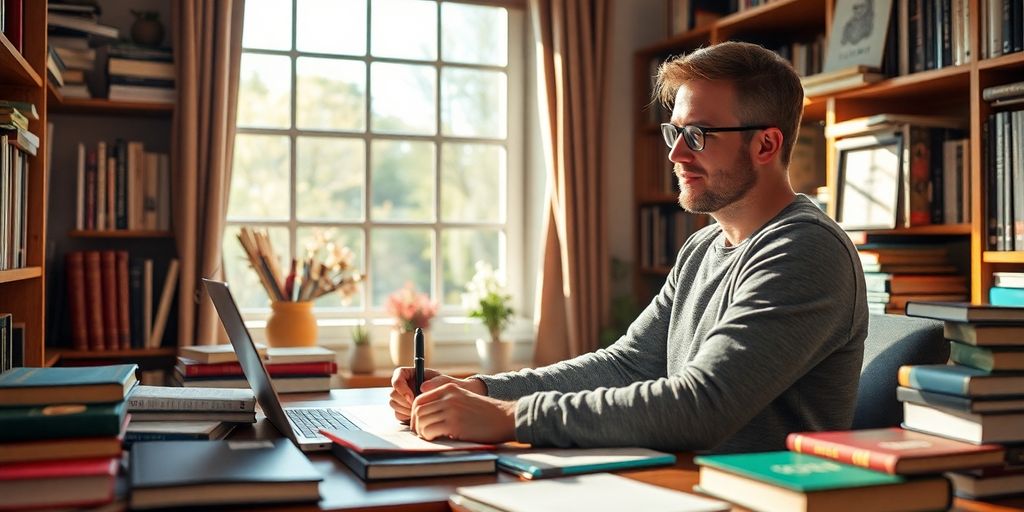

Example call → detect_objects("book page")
502 448 673 469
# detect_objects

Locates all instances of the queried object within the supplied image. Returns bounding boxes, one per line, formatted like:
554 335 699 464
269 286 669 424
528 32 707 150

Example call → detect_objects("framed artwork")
834 132 904 231
824 0 894 72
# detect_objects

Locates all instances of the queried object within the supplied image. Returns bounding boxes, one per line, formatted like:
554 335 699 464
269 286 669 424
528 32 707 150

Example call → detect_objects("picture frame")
824 0 894 72
834 131 904 231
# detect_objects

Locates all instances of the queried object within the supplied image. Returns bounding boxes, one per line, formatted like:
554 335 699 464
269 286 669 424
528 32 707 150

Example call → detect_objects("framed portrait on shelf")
834 131 903 231
824 0 894 72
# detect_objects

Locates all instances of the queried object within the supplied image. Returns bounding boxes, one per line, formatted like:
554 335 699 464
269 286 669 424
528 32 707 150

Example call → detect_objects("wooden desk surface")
232 388 1024 512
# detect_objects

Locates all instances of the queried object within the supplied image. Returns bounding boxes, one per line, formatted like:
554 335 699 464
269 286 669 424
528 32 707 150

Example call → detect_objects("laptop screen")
202 278 297 441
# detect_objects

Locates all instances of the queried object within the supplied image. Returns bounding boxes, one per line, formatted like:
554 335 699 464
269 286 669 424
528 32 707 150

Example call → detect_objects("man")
389 41 867 453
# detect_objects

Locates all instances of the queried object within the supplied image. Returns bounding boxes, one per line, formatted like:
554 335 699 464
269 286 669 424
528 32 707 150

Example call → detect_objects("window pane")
441 68 506 138
297 227 365 309
370 0 436 61
243 0 292 51
371 63 436 135
370 228 433 306
441 143 504 222
237 54 292 129
441 3 507 66
229 134 290 220
371 140 435 222
297 57 366 131
297 0 366 55
223 225 290 309
297 136 364 222
441 229 501 306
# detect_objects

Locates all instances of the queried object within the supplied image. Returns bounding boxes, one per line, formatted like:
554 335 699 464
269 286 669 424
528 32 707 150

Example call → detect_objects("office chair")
851 313 949 429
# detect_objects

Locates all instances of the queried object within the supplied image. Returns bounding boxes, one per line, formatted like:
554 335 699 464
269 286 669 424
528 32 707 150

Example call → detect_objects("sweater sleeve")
511 224 862 451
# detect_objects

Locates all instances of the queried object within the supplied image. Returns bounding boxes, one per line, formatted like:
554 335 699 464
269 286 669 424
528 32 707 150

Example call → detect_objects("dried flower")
385 283 438 332
462 261 513 341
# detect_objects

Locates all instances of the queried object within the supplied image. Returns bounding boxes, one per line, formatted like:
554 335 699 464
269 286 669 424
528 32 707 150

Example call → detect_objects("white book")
126 385 256 412
266 346 337 364
903 402 1024 444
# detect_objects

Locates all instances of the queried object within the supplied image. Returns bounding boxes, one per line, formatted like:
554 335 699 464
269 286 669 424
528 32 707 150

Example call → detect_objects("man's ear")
752 127 783 166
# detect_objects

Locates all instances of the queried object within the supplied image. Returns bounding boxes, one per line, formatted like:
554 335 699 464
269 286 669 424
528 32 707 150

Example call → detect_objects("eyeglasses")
660 123 773 152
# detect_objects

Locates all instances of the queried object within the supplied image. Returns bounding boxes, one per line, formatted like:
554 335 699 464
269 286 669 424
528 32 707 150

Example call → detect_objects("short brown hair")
655 41 804 166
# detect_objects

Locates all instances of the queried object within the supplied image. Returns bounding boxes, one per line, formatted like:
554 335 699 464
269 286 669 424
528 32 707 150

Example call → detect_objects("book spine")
982 81 1024 101
84 251 105 350
125 396 254 412
181 361 337 377
786 434 898 474
85 148 96 230
949 342 995 372
100 251 119 350
65 251 89 351
0 409 123 442
898 365 971 396
989 286 1024 306
116 251 131 350
129 258 143 349
115 140 127 229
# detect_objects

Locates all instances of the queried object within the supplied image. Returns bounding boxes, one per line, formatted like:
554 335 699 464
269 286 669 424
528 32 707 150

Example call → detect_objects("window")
227 0 525 331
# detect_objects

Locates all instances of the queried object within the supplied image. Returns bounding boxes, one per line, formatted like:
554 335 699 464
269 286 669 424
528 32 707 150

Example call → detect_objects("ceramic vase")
388 328 433 366
265 301 317 347
349 343 375 374
476 336 511 374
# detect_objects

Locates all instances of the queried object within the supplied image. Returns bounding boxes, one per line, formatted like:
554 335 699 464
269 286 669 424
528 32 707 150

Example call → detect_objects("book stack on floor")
859 244 967 314
0 364 137 510
898 301 1024 498
123 385 257 445
174 344 337 393
107 44 174 104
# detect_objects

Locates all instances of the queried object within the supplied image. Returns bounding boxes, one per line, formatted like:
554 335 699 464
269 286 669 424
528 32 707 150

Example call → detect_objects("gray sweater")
478 196 867 453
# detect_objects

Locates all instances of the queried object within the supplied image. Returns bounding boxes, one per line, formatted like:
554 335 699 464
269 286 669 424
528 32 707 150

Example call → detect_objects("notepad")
497 447 676 479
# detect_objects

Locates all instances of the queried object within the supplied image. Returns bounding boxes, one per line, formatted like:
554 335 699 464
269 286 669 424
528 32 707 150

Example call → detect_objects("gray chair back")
852 313 949 429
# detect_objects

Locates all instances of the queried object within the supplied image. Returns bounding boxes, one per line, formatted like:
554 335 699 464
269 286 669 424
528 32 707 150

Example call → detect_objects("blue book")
898 364 1024 397
497 448 675 479
0 364 137 406
989 286 1024 306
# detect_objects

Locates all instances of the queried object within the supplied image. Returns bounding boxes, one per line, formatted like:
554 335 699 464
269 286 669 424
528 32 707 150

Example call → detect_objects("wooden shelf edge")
69 230 175 239
847 224 972 237
48 83 174 116
0 267 43 284
982 251 1024 264
0 33 42 87
49 347 178 359
977 51 1024 71
834 65 970 100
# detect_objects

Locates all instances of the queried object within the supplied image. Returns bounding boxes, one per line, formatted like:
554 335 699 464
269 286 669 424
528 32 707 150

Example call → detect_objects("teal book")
0 364 137 406
0 401 127 442
950 342 1024 372
497 448 676 479
990 286 1024 306
694 451 904 492
898 364 1024 397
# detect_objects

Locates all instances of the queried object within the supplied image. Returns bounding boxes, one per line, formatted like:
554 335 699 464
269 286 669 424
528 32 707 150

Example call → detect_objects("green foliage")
351 324 370 346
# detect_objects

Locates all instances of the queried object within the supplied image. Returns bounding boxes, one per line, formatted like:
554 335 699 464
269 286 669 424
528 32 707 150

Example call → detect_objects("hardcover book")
694 451 951 512
898 364 1024 397
178 343 267 364
0 416 127 464
496 447 676 479
126 385 256 412
786 428 1004 474
897 385 1024 414
332 444 497 480
0 456 118 510
906 301 1024 323
945 322 1024 346
0 364 137 406
903 402 1024 444
949 342 1024 372
130 439 322 509
0 401 128 442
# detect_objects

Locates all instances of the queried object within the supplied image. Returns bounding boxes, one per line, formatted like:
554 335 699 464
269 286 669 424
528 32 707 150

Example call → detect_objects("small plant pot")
349 344 375 374
388 328 433 367
265 301 317 347
476 338 511 374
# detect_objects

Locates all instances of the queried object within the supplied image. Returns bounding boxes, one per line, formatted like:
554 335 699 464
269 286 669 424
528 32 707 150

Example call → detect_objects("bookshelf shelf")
0 33 42 87
848 224 973 237
0 267 42 284
714 0 826 41
982 252 1024 264
836 65 971 101
69 230 175 239
977 51 1024 71
48 347 177 360
48 84 174 116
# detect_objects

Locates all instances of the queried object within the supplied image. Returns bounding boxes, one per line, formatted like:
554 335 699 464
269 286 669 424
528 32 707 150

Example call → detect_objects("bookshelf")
0 3 48 367
633 0 1022 307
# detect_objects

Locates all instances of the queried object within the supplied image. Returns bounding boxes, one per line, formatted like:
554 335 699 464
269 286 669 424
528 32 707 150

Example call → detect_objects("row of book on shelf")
46 2 175 104
0 100 39 271
985 80 1024 250
0 313 23 374
74 140 172 232
64 251 179 352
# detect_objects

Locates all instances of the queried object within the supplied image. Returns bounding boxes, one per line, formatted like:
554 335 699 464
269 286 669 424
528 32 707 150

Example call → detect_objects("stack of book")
0 99 38 272
174 345 337 393
0 364 137 510
859 244 967 314
46 2 119 99
899 301 1024 498
124 385 256 444
800 65 885 98
64 251 179 351
107 44 175 104
990 272 1024 307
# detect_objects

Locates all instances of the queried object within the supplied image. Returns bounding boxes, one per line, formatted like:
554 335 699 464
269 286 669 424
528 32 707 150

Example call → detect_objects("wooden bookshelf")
0 33 42 87
69 230 175 239
48 83 174 116
634 0 1013 306
0 267 42 284
48 347 177 359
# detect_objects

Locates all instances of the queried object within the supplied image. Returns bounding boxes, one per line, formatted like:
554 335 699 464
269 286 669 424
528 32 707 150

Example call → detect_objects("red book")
786 427 1005 475
177 359 337 378
115 251 131 349
83 251 105 350
0 456 118 510
100 251 119 350
65 251 88 351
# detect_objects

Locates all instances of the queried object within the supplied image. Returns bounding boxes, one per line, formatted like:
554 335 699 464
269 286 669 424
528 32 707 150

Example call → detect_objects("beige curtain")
530 0 609 365
171 1 245 347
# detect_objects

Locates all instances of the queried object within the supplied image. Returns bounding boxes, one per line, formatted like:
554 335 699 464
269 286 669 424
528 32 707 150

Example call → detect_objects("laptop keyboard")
286 408 359 439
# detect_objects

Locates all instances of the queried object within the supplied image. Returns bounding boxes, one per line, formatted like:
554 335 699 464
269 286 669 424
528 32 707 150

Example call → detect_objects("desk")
231 388 1024 512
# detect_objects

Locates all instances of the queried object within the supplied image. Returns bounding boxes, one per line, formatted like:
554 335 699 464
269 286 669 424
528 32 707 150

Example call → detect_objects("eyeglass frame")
660 123 774 152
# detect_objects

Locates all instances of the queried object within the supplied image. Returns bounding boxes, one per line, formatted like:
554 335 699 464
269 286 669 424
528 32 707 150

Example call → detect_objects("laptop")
204 278 368 452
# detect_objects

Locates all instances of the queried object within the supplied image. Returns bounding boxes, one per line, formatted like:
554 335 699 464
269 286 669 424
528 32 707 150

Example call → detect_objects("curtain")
530 0 609 365
171 1 245 347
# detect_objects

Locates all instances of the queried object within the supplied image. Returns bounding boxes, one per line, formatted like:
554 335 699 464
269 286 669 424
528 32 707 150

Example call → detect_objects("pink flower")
385 283 437 331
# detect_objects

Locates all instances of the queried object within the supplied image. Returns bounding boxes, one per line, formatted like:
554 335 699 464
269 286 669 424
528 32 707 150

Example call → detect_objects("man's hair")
655 41 804 166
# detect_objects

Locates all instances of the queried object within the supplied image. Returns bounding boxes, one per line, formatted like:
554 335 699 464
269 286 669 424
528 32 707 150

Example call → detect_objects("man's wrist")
464 377 488 396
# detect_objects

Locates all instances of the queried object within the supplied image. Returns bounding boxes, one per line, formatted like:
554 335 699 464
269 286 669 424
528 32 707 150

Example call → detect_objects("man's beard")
677 152 758 214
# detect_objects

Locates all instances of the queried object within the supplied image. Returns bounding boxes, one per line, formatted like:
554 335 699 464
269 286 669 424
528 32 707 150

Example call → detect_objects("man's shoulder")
759 196 851 246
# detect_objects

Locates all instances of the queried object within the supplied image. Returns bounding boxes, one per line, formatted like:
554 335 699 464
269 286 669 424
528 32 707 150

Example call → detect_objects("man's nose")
667 137 694 164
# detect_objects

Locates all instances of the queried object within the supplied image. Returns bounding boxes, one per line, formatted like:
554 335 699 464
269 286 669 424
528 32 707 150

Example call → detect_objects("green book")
950 341 1024 372
497 448 676 479
0 364 138 406
0 401 127 442
694 451 904 492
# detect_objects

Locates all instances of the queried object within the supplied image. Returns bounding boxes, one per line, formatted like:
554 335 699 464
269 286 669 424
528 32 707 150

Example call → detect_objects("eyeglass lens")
661 124 704 151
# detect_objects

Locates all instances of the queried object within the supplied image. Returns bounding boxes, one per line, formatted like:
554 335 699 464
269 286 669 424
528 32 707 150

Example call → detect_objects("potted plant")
348 323 374 374
384 283 437 366
463 262 514 373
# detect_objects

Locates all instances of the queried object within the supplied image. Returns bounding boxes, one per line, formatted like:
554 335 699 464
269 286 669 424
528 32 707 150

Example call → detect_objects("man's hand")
388 367 487 423
409 383 516 444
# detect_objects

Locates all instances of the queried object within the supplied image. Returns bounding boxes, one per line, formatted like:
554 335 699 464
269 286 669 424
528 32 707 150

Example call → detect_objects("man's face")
667 80 757 214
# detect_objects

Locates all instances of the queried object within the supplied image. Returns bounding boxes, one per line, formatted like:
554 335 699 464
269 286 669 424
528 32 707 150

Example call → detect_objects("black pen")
413 327 425 396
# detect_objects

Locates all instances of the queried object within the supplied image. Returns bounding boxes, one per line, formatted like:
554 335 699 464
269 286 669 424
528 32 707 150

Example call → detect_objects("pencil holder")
266 301 318 347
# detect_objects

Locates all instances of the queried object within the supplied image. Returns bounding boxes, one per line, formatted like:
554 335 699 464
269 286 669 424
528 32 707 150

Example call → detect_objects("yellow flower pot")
265 301 318 347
